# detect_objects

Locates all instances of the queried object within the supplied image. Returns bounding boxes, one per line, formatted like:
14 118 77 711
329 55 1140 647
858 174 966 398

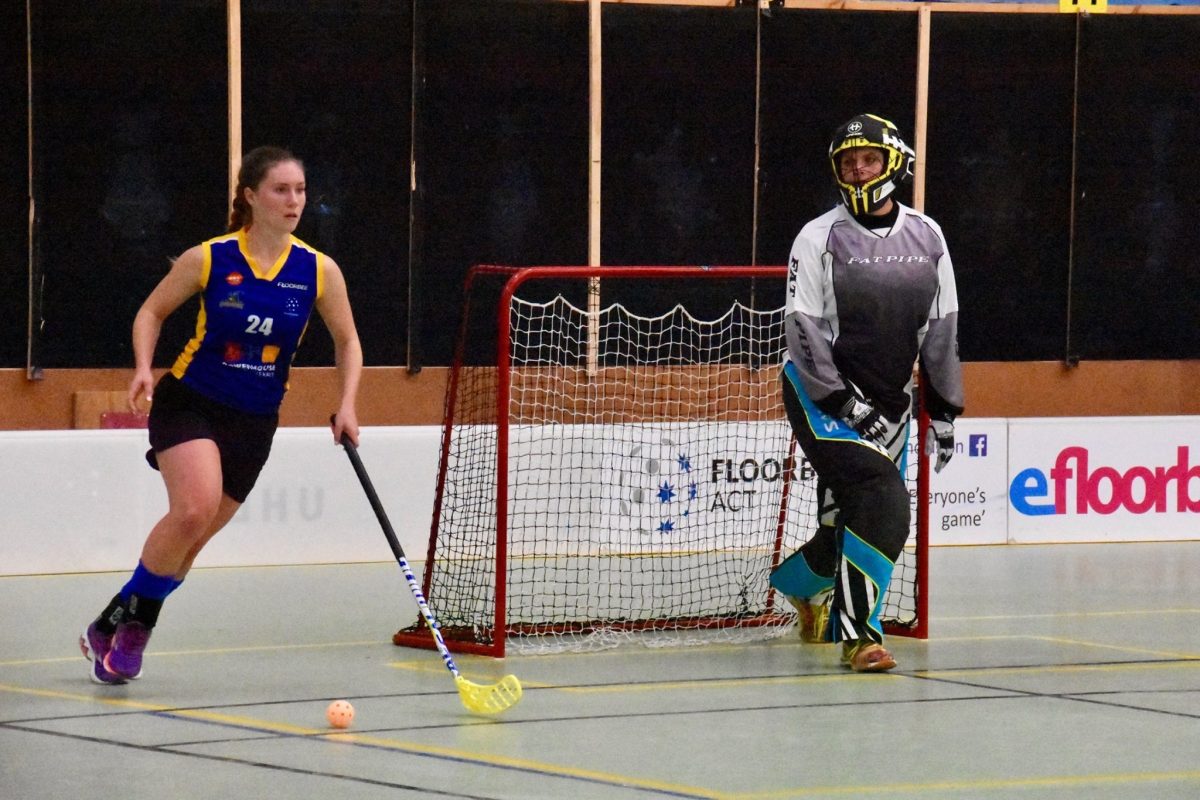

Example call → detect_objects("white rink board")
1007 416 1200 543
0 427 440 576
508 419 1011 551
3 415 1197 575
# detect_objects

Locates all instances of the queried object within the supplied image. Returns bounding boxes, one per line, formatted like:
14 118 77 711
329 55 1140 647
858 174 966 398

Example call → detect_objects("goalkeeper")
771 114 964 672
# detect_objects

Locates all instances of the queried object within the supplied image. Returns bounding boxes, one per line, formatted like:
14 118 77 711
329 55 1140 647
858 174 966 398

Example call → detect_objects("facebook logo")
969 434 988 457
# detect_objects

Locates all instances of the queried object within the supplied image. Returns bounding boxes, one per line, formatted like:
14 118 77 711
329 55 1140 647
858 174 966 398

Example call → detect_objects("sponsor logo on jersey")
228 362 276 375
226 271 244 286
846 255 931 264
219 291 244 309
276 281 309 291
222 342 278 374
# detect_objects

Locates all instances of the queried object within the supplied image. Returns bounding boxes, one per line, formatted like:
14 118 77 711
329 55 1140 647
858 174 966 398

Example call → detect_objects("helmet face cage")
828 114 915 216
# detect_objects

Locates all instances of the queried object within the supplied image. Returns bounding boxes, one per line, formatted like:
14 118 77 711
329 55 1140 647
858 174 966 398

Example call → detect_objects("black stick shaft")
339 433 408 565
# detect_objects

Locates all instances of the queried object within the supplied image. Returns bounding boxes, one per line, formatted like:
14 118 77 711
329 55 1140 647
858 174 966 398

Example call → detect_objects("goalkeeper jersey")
784 202 964 421
170 229 324 415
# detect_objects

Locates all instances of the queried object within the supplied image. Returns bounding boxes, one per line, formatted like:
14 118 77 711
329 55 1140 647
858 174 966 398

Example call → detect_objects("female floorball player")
80 146 363 684
770 114 964 672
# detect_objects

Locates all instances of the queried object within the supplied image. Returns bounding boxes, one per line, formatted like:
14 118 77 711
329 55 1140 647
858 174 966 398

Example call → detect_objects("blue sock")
165 578 184 597
119 561 178 602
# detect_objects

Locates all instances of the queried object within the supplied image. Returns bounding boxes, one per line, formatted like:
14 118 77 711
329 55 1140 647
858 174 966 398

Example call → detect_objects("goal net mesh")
395 266 924 656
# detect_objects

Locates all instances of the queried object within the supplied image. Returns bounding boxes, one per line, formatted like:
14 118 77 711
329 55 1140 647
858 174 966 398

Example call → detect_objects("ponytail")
227 146 302 232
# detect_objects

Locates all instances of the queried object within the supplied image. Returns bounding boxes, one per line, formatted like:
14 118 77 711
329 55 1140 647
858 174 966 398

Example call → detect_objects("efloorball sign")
1006 417 1200 543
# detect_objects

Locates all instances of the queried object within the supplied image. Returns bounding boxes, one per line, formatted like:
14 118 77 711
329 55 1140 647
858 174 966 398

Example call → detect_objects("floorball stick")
336 429 522 714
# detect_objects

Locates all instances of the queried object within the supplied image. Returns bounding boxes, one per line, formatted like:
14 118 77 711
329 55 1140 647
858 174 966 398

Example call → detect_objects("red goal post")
394 265 930 656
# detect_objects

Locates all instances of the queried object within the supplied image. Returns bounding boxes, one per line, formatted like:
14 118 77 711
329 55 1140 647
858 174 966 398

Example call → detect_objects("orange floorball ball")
326 700 355 729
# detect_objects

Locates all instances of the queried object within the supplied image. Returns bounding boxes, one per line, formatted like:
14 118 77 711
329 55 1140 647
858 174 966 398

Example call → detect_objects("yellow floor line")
0 681 727 799
731 770 1200 798
938 608 1200 622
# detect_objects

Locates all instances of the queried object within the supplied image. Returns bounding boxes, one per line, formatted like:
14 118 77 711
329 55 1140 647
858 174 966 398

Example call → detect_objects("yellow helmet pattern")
828 114 915 216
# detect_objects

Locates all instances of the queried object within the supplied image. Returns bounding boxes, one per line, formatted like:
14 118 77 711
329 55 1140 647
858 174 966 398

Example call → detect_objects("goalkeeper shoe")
786 593 832 644
842 640 897 673
80 622 126 685
103 621 151 680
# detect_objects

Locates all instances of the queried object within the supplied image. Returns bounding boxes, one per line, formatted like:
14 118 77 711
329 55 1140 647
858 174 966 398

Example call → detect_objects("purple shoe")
103 621 151 680
79 622 126 685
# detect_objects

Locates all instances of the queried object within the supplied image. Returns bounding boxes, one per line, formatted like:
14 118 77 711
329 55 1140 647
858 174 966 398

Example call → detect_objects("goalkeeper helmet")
828 114 915 215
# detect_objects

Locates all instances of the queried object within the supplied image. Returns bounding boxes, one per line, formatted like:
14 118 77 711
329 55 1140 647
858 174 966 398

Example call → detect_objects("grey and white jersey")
785 202 964 421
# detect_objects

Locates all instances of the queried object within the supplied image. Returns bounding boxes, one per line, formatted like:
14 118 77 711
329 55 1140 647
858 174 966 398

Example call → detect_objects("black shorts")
145 374 279 503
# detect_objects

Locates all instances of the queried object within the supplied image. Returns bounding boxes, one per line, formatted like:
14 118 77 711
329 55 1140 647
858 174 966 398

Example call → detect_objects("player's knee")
167 496 223 537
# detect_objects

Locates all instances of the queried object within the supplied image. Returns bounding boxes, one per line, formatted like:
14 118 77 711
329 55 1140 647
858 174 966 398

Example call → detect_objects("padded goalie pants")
774 362 911 644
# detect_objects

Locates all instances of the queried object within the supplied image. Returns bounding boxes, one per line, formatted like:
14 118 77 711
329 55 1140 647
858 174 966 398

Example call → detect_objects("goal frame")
394 265 931 657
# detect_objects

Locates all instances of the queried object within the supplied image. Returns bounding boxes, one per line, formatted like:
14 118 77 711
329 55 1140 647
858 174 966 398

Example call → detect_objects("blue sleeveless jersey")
171 230 324 415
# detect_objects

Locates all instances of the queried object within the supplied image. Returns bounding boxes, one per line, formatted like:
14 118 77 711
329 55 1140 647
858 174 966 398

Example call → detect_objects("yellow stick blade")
455 674 523 715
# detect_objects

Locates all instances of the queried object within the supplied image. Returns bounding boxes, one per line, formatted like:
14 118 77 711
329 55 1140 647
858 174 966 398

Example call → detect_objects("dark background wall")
28 0 228 369
0 0 27 369
5 1 1198 375
1071 15 1200 360
926 12 1075 362
242 1 414 367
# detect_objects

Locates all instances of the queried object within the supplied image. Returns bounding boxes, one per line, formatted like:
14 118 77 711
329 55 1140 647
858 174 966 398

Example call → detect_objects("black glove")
925 413 955 473
838 395 887 443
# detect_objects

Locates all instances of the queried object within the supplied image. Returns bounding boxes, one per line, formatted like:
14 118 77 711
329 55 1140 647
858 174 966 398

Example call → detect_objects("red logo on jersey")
226 272 244 286
224 342 244 362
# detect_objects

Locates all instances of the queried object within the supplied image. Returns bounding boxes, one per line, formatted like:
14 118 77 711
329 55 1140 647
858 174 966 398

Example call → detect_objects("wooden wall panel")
3 362 1197 430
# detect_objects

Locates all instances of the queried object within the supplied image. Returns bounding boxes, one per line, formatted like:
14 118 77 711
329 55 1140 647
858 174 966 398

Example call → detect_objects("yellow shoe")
785 593 831 644
841 640 897 673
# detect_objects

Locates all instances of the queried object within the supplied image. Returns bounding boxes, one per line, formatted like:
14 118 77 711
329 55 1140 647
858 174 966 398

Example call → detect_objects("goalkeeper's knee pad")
770 550 834 600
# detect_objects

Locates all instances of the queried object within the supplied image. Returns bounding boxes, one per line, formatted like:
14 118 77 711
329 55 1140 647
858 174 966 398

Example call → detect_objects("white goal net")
393 266 926 656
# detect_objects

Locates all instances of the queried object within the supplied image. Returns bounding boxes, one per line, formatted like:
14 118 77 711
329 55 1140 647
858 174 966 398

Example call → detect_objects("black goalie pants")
779 364 911 644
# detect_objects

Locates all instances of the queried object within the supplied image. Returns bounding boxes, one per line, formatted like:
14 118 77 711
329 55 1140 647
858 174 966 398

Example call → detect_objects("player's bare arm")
316 255 363 446
127 245 205 412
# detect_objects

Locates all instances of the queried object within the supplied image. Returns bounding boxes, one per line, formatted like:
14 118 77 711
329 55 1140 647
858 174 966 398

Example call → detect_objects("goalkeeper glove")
838 395 887 444
925 414 955 473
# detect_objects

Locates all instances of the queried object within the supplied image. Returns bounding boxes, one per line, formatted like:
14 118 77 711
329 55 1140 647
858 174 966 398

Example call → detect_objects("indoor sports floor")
3 541 1199 799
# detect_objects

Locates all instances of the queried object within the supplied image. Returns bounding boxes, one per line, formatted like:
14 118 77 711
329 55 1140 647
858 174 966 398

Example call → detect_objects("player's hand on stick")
839 395 887 444
330 410 359 448
925 414 955 473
